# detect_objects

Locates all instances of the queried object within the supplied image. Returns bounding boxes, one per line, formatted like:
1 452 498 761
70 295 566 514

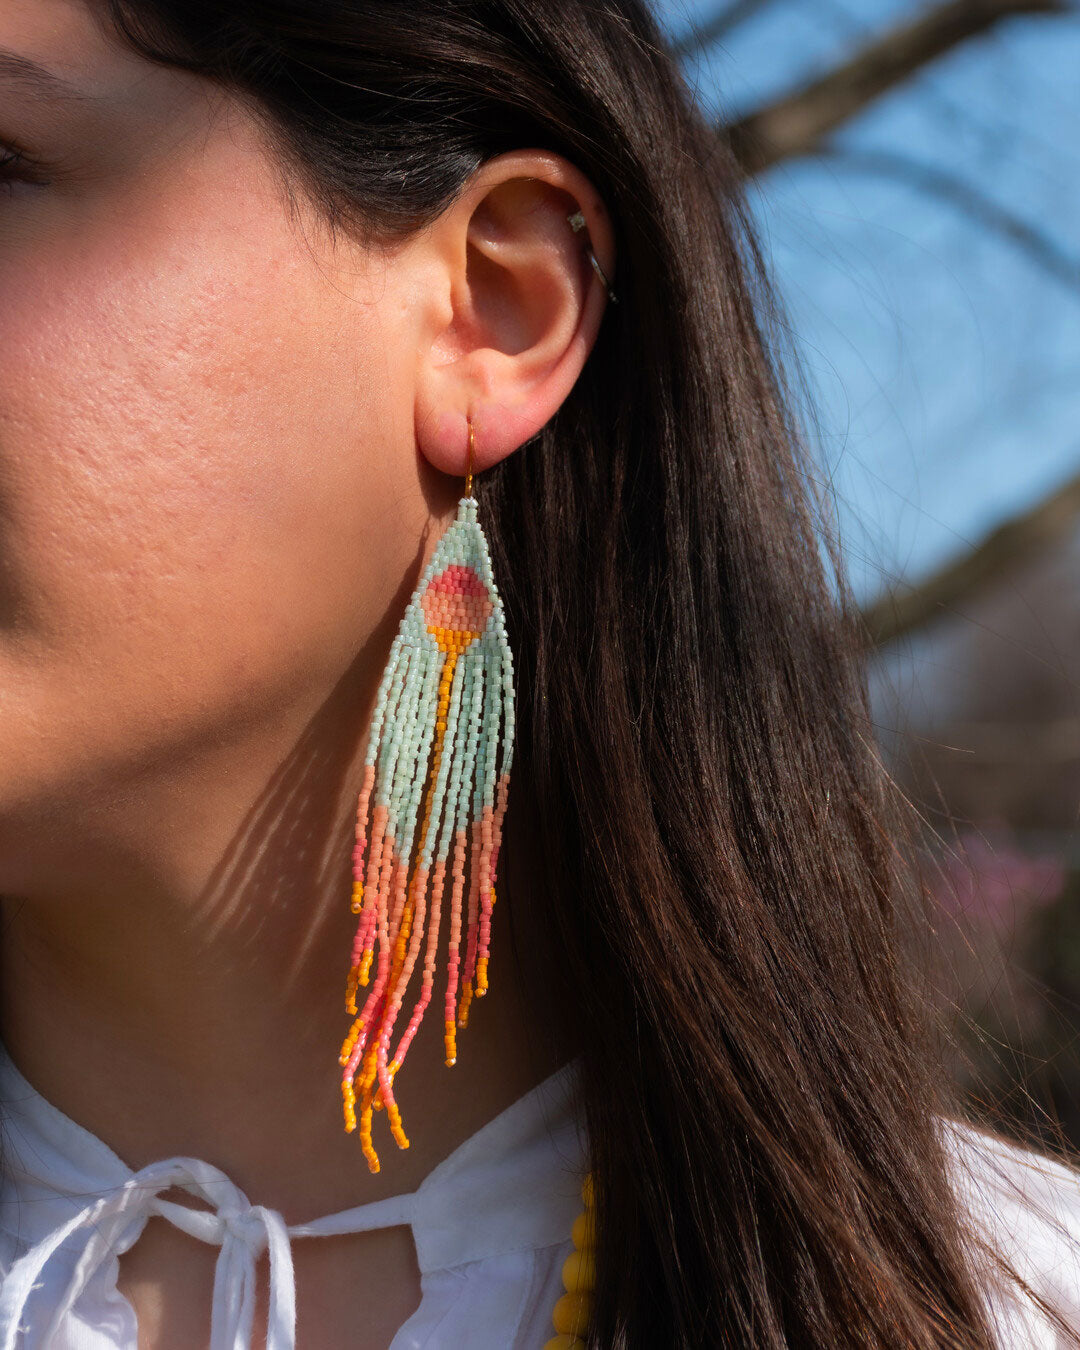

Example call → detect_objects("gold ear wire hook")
465 416 475 498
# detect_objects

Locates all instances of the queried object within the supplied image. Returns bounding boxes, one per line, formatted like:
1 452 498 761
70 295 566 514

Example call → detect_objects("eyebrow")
0 49 94 104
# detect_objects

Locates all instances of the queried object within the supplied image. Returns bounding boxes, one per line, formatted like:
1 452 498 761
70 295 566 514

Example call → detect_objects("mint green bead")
357 491 515 979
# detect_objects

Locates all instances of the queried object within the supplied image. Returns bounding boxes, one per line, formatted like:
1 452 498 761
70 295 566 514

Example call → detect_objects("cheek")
0 165 409 789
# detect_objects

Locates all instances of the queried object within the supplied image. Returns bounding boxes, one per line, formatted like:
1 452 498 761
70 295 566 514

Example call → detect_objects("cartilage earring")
337 414 516 1173
567 209 618 303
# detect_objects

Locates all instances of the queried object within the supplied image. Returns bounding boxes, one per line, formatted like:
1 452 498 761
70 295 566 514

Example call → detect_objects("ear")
412 150 616 478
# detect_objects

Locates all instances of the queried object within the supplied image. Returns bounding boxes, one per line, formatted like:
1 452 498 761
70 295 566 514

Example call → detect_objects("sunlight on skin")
0 9 612 1340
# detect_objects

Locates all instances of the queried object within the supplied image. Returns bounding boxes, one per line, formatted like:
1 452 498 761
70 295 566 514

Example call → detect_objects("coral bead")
552 1292 592 1337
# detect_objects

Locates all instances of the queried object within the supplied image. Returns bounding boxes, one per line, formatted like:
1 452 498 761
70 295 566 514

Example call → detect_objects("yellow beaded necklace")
545 1170 597 1349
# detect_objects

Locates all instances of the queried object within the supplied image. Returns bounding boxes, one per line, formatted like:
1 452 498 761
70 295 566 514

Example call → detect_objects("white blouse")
0 1040 586 1349
0 1035 1078 1348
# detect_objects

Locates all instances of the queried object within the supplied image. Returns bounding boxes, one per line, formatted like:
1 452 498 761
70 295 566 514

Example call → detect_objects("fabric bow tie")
0 1155 417 1350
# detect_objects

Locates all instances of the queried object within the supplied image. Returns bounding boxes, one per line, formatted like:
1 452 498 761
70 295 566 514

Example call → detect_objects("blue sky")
653 0 1080 605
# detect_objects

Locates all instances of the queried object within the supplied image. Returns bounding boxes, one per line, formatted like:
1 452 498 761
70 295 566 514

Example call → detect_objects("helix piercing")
567 210 618 304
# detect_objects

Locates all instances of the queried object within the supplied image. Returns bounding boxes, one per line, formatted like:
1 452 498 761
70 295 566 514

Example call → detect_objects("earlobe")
419 401 549 479
414 151 616 483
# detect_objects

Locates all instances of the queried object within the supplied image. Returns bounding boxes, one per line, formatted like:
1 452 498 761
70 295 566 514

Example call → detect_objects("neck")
0 656 565 1223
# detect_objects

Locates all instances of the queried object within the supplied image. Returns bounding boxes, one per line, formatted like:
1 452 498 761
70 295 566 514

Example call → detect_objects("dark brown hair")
88 1 1019 1344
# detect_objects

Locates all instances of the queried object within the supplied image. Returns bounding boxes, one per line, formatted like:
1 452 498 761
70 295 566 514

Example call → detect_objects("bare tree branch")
726 0 1067 177
670 0 775 59
681 3 1080 647
819 147 1080 294
861 468 1080 647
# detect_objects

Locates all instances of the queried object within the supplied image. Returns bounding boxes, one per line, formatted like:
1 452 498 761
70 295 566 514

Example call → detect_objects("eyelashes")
0 141 51 190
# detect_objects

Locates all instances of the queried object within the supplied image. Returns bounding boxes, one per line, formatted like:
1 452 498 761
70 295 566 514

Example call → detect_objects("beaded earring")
338 415 516 1173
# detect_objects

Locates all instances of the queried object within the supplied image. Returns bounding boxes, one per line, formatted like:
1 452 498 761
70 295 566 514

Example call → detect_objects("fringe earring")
338 414 516 1173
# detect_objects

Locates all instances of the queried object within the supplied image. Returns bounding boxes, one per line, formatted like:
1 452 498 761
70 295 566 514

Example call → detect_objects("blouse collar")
0 1038 586 1350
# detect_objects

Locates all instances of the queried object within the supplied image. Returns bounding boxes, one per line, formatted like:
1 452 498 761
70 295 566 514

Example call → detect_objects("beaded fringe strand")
338 494 515 1172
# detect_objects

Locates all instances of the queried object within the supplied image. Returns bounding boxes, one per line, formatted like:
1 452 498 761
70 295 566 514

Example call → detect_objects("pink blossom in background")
934 827 1067 934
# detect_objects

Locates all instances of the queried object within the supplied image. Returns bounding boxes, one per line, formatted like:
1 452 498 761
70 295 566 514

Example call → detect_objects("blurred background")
653 0 1080 1143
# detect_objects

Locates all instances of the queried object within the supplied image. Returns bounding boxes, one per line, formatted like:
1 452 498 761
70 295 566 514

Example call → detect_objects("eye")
0 142 50 192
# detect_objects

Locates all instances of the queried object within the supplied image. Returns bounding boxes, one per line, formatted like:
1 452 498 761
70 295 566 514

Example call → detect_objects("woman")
0 0 1077 1346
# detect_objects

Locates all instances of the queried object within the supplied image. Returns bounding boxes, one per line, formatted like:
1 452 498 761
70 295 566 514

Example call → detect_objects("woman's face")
0 1 440 890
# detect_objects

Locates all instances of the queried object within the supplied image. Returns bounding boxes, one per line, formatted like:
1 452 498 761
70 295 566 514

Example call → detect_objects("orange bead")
544 1338 585 1350
552 1291 592 1337
561 1248 596 1294
571 1210 596 1250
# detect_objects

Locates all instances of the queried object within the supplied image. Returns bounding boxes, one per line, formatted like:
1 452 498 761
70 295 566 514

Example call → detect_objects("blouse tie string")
0 1156 419 1350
